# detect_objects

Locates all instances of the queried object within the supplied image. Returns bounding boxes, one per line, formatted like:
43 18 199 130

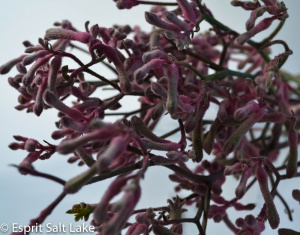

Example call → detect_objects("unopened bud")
90 24 100 38
236 16 277 45
97 136 129 173
234 101 259 121
235 168 252 199
224 162 243 175
100 44 131 94
0 55 26 74
142 49 169 63
151 103 164 121
224 107 265 155
287 117 298 178
45 28 91 43
33 77 47 116
292 189 300 204
256 164 280 229
24 139 37 152
166 64 179 115
164 11 190 31
176 0 197 24
22 50 50 66
9 142 24 150
131 116 169 143
48 55 62 93
142 138 180 151
44 90 85 121
22 54 53 86
244 214 257 228
134 59 165 83
151 82 168 99
145 12 181 32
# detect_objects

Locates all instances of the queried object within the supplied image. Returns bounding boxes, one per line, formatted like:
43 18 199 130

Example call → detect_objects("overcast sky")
0 1 300 234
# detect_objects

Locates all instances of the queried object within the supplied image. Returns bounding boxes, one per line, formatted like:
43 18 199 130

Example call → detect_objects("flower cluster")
1 0 300 234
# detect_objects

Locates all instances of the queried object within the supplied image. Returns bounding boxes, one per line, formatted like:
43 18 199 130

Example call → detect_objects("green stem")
205 69 255 80
202 13 271 62
176 61 206 80
259 20 285 47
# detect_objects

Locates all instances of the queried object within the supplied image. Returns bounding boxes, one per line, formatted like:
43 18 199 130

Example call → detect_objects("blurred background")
0 0 299 234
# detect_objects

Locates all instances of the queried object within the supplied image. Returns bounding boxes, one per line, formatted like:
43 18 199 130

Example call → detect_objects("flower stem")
138 0 178 6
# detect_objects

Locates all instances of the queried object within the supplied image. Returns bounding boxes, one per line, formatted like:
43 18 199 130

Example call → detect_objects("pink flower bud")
142 49 169 63
244 214 257 228
134 59 165 83
145 12 181 32
93 176 128 226
217 100 231 122
115 0 139 9
131 116 169 143
45 28 91 43
44 90 85 121
22 50 50 66
24 45 44 53
176 0 197 24
166 64 179 115
101 44 131 94
235 217 245 227
234 101 259 121
164 11 191 31
48 55 62 93
8 77 20 89
97 136 129 173
51 128 72 140
22 54 53 86
150 82 168 99
8 142 24 150
224 162 243 175
223 106 265 155
292 189 300 204
33 77 47 116
0 55 26 74
203 119 221 154
287 117 298 178
246 6 267 31
142 138 180 151
103 181 141 235
151 103 164 121
24 139 38 152
125 223 148 235
57 128 116 154
60 117 86 132
231 1 260 10
256 164 280 229
236 16 277 45
235 167 252 199
150 32 160 49
16 63 27 74
13 135 28 141
90 24 100 38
